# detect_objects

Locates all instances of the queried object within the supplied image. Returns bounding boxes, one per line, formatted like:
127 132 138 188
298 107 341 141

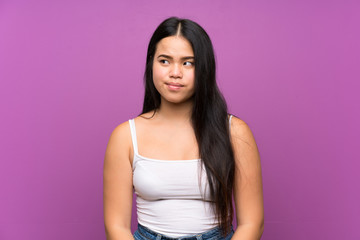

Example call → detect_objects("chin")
165 97 192 105
167 99 184 104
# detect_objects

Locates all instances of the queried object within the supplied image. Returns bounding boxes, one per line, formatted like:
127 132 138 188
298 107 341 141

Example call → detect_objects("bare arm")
103 122 134 240
230 117 264 240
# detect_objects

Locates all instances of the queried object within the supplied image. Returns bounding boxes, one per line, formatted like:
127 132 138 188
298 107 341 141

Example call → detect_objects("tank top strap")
229 114 233 131
128 119 139 156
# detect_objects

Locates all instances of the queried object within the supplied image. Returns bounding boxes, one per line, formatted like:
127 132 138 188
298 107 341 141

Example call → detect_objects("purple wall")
0 0 359 239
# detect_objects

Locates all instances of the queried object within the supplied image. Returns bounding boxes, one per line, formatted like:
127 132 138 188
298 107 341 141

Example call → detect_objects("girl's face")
152 36 195 105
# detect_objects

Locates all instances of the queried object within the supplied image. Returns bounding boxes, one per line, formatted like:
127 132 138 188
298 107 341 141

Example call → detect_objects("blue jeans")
133 223 234 240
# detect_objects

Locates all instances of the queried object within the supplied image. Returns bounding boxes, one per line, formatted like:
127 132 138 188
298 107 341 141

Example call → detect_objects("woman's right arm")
103 121 134 240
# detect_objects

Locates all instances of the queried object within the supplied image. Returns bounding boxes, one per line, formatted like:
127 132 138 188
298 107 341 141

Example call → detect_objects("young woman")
103 17 264 240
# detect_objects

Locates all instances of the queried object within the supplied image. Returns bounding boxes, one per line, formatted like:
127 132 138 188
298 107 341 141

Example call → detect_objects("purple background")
0 0 359 239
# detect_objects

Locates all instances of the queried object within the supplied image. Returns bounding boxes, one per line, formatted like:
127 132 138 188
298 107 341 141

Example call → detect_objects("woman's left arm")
230 117 264 240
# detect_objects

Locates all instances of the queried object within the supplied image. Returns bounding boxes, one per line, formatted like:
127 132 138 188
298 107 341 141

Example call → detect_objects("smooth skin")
103 36 264 239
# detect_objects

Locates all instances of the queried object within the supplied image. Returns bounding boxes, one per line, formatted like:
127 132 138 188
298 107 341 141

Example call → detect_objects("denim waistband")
136 223 234 240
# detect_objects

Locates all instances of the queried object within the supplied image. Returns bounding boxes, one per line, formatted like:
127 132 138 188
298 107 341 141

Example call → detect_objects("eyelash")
159 59 194 66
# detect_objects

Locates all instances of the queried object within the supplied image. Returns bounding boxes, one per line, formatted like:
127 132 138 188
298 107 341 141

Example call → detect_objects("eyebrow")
157 54 194 60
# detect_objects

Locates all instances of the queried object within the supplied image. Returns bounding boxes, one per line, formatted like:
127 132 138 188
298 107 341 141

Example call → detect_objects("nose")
169 63 182 78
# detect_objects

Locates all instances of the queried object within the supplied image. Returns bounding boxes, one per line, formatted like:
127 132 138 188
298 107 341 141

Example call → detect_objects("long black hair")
141 17 235 234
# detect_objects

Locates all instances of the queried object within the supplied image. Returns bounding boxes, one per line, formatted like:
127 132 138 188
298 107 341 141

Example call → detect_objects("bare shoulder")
229 115 259 151
105 120 132 164
230 116 254 138
109 120 131 144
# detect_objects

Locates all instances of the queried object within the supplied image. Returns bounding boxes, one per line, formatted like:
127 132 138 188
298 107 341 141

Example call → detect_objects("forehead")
155 36 194 56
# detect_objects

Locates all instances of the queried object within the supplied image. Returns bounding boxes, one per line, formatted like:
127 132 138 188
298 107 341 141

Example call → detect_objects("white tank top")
128 115 233 237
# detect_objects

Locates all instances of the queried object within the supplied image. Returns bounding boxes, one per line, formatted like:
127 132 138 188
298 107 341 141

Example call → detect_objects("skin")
103 35 264 239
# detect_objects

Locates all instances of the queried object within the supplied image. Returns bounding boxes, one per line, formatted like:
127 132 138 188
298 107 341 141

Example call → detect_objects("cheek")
187 71 195 85
152 66 166 91
152 65 167 81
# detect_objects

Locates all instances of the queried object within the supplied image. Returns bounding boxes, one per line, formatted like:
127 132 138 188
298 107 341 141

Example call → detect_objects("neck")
156 98 193 123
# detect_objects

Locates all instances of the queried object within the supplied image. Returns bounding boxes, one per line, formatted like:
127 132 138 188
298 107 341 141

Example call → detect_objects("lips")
166 82 184 87
166 82 184 90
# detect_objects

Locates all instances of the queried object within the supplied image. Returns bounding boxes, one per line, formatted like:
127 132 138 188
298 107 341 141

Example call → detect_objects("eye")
184 61 194 66
159 59 169 64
